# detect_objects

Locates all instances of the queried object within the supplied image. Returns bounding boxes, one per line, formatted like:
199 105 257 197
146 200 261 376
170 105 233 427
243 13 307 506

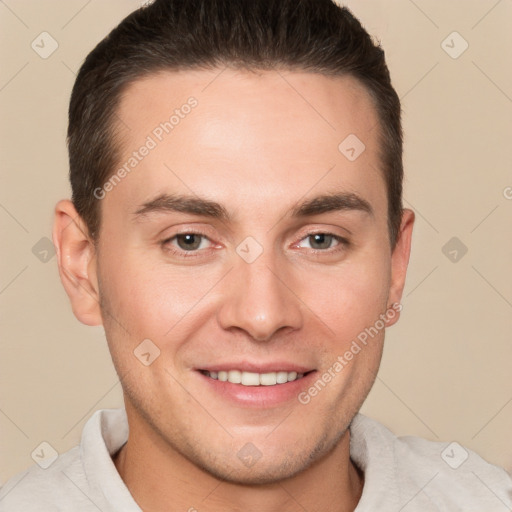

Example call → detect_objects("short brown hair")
68 0 403 246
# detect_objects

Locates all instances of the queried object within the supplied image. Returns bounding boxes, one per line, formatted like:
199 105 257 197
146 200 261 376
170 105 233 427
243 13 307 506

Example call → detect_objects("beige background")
0 0 511 483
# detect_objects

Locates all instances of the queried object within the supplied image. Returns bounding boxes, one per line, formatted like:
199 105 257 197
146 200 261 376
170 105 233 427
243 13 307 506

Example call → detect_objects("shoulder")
0 409 130 512
0 446 94 511
397 433 512 504
351 414 512 511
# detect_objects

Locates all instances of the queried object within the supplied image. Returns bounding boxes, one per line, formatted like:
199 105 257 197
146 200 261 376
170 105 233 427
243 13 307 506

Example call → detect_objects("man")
1 0 510 510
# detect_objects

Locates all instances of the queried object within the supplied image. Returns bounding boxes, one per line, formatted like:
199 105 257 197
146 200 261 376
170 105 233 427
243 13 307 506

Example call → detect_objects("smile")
200 369 307 386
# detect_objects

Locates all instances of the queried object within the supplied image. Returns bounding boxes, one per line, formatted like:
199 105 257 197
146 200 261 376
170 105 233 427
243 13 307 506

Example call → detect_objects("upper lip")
197 362 315 374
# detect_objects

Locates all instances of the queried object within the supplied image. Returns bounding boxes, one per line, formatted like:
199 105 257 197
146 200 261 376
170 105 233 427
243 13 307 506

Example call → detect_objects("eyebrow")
132 191 373 222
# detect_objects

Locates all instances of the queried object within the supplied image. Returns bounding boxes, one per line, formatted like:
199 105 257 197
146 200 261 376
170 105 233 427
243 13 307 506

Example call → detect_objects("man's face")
93 68 409 483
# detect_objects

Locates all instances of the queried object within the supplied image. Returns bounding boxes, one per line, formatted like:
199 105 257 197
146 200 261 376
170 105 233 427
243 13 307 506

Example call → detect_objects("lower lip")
197 371 317 408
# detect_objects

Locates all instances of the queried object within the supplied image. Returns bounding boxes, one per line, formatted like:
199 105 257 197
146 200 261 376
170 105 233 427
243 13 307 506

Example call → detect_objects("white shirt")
1 408 511 511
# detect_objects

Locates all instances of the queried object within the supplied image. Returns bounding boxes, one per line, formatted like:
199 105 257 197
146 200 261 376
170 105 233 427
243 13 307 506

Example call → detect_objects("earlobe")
52 199 103 326
386 209 415 327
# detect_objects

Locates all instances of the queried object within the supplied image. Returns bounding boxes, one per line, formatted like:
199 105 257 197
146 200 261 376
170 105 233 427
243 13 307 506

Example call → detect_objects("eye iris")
310 234 332 250
177 234 202 251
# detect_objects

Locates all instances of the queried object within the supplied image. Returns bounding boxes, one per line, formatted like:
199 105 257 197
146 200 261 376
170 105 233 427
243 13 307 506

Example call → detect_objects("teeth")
204 370 305 386
276 371 288 384
260 372 277 386
228 370 242 384
241 372 260 386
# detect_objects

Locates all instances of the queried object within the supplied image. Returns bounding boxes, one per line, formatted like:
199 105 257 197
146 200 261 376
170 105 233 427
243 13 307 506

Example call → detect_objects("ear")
386 208 415 327
52 199 103 326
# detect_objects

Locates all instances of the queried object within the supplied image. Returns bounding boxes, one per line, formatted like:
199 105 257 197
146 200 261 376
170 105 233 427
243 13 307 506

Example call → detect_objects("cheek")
99 250 223 341
297 255 391 342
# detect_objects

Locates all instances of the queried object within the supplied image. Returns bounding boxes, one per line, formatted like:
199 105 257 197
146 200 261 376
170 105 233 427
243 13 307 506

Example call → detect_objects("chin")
197 454 309 486
190 429 339 486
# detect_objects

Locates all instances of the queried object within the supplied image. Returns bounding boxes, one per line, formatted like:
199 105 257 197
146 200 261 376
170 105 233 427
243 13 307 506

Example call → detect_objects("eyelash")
160 231 350 259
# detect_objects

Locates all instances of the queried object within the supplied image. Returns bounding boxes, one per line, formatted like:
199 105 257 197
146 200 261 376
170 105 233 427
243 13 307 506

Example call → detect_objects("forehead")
107 68 385 220
117 68 378 144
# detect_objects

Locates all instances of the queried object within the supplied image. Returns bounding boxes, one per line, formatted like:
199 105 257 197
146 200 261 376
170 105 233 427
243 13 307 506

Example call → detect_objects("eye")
296 233 347 251
162 233 213 255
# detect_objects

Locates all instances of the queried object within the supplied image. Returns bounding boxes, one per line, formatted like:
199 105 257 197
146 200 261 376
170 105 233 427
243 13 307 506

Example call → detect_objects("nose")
217 252 303 342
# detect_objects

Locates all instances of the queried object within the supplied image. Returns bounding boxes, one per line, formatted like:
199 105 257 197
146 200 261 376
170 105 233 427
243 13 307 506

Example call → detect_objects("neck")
113 412 364 512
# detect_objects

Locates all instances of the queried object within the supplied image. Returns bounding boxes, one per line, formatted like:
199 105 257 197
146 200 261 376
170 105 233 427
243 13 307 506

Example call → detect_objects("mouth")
199 369 312 387
196 362 317 407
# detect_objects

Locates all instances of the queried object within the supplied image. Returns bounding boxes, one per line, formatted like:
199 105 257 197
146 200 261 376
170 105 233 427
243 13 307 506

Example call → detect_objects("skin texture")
53 68 414 511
